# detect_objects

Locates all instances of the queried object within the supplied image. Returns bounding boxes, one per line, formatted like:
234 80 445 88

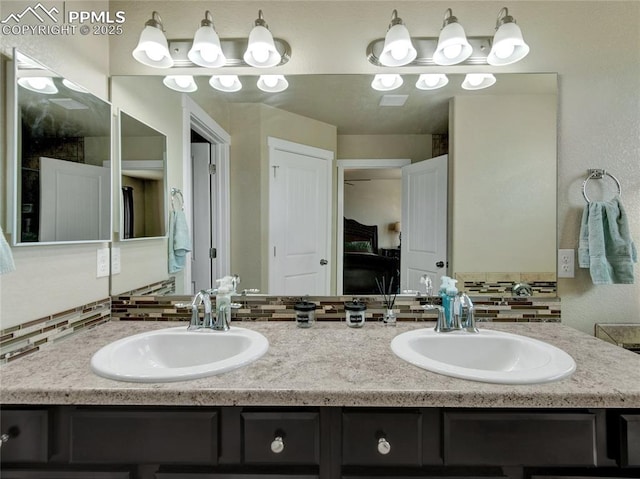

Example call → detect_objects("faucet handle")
458 293 478 333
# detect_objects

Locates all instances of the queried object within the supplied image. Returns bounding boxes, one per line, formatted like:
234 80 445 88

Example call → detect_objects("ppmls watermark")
1 2 126 36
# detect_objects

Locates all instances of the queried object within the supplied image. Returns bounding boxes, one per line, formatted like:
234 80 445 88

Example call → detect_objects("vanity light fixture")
187 10 227 68
371 74 403 91
257 75 289 93
487 7 530 66
433 9 473 66
209 75 243 92
243 10 282 68
132 11 174 68
461 73 496 90
415 73 449 90
163 75 198 92
17 76 58 94
379 10 417 67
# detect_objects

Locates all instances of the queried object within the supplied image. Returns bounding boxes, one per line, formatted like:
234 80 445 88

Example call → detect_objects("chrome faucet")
177 289 224 331
434 292 478 333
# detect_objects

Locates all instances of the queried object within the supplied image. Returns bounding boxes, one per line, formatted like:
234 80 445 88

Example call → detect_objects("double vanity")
1 319 639 478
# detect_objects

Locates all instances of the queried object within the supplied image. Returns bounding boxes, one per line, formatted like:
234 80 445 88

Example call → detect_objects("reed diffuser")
376 277 397 326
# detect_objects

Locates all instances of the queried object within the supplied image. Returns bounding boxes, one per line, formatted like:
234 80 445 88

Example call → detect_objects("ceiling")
182 72 557 135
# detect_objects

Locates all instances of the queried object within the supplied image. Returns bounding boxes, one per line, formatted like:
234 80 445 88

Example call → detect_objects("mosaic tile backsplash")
1 277 560 363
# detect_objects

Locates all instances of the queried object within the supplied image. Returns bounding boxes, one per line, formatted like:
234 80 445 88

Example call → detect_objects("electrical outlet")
558 249 575 278
111 247 121 275
97 248 110 278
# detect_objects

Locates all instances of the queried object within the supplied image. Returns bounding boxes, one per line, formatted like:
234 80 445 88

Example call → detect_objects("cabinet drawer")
70 409 218 464
0 409 49 463
620 414 640 466
342 410 422 466
444 411 597 466
241 411 319 465
1 471 130 478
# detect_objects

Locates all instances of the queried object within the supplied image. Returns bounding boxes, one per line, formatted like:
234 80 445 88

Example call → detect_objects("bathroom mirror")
11 50 112 245
117 111 167 240
113 73 557 295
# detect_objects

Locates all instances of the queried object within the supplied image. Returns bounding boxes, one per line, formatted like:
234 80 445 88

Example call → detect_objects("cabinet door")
70 409 218 464
620 414 640 466
342 410 423 466
241 411 320 465
0 409 49 463
444 411 597 466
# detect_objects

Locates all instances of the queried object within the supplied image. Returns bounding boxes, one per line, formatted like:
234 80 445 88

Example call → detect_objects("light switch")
111 247 121 275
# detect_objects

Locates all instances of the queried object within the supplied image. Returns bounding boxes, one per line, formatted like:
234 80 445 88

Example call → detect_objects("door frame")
268 137 333 295
336 158 411 295
181 96 231 293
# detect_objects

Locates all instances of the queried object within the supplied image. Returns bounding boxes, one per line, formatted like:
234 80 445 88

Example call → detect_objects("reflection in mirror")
113 73 557 297
118 111 167 240
13 50 111 245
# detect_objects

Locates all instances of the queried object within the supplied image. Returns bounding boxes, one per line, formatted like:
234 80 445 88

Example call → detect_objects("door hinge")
209 164 217 175
209 247 217 259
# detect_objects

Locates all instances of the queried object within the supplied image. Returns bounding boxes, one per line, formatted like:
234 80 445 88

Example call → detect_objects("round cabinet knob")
271 436 285 454
377 437 391 455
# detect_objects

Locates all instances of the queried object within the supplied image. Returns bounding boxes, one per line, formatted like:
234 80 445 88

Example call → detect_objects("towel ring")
582 169 621 203
171 188 184 211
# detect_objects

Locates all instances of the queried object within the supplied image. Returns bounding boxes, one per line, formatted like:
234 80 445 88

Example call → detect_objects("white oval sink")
91 326 269 383
391 328 576 384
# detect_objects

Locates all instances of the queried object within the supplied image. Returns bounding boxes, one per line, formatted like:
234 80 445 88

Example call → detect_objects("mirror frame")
10 49 113 246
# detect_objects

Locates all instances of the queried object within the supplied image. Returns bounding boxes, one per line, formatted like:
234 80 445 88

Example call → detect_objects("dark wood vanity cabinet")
1 406 639 478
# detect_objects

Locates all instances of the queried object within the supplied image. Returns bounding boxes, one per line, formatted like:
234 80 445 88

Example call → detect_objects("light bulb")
494 42 515 59
173 76 192 88
199 46 219 63
28 78 49 90
263 76 279 88
144 44 166 62
423 75 440 87
443 44 463 60
219 76 235 88
380 75 396 88
467 74 484 87
251 46 270 64
390 45 409 61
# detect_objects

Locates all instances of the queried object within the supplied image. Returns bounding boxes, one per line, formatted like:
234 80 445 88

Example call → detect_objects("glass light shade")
62 78 88 93
243 25 281 68
487 22 530 65
209 75 242 92
415 74 449 90
371 74 403 91
163 75 197 92
188 25 226 68
379 23 417 67
132 25 174 68
257 75 288 92
18 76 58 94
433 22 473 66
461 73 496 90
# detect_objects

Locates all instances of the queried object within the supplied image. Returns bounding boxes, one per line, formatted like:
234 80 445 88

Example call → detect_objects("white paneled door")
401 154 448 292
268 137 333 295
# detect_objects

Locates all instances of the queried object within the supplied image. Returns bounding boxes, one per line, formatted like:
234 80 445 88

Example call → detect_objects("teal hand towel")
168 210 192 274
578 196 637 284
0 224 16 274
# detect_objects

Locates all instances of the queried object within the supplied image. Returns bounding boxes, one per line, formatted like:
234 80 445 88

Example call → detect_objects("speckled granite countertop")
1 321 640 408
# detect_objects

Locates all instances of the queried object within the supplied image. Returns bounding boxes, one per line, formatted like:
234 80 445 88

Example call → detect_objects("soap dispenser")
215 276 234 331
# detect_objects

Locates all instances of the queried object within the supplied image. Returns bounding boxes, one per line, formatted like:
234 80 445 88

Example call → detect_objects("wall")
450 93 557 275
230 103 337 292
0 0 110 329
1 1 638 335
338 135 432 162
344 178 402 250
